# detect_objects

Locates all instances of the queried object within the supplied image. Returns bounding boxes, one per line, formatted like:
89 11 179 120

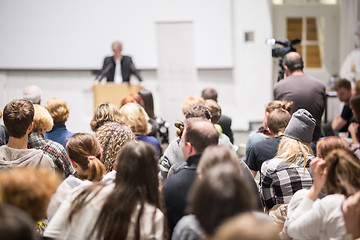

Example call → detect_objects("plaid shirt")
28 132 75 177
260 155 314 210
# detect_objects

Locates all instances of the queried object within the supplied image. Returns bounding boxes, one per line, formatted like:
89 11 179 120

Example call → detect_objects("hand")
348 122 358 136
307 158 327 201
342 191 360 238
139 81 145 89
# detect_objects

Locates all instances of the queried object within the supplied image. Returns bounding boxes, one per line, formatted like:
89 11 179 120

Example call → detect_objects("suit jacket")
97 55 142 83
219 115 234 144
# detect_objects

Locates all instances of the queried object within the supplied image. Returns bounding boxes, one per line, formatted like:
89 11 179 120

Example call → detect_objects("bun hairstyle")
66 133 106 181
174 121 184 137
265 100 293 114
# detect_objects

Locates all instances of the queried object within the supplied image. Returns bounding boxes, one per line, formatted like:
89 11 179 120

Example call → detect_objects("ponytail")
86 156 106 181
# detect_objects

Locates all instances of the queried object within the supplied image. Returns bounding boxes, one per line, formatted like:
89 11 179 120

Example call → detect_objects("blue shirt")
44 124 74 148
135 134 162 159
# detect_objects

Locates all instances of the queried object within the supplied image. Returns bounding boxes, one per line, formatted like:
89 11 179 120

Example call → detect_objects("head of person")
213 213 281 240
111 41 122 60
90 102 121 132
276 109 316 164
181 118 219 159
139 89 156 119
22 85 42 105
316 136 350 159
353 80 360 95
0 168 60 221
334 78 352 103
267 108 292 136
188 163 257 237
119 103 151 135
32 104 53 134
201 88 218 102
181 96 205 115
93 141 162 239
95 121 135 172
120 93 145 109
66 133 106 181
283 52 304 75
324 148 360 197
45 97 70 125
3 99 34 138
0 204 39 240
263 100 293 128
204 99 221 124
350 94 360 122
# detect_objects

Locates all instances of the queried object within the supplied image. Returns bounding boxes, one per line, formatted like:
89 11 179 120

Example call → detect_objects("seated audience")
95 121 135 172
44 142 165 240
284 149 360 239
0 99 54 171
119 102 162 158
213 213 281 240
22 85 42 105
28 104 74 177
332 78 353 133
260 109 315 211
90 102 121 132
245 100 293 158
47 133 106 219
0 167 61 234
245 108 291 178
44 97 74 148
201 88 234 143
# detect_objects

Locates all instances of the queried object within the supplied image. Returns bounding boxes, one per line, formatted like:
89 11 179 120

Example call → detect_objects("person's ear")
70 159 79 170
27 122 34 133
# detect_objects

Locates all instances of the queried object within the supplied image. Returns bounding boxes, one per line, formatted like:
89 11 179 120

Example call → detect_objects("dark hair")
334 78 352 91
265 100 293 114
350 95 360 122
201 88 218 102
183 118 219 153
324 149 360 196
188 163 257 236
185 104 211 120
283 52 304 73
267 108 291 134
3 99 34 138
139 89 155 119
0 204 39 240
69 142 164 240
66 133 106 181
316 136 350 159
204 99 221 124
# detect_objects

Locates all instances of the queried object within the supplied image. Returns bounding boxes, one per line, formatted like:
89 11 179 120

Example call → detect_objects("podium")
93 83 140 109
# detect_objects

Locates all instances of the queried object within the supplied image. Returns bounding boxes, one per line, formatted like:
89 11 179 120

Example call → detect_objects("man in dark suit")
96 41 142 84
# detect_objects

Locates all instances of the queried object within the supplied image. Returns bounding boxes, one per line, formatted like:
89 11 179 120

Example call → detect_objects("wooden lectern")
93 83 140 109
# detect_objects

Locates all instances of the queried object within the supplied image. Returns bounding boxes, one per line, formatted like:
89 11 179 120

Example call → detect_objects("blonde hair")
119 103 151 134
45 97 70 124
181 96 204 115
276 136 313 166
32 104 53 132
111 41 123 51
90 103 121 132
0 168 61 221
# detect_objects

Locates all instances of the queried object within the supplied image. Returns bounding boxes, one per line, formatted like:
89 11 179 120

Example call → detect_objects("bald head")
283 52 304 74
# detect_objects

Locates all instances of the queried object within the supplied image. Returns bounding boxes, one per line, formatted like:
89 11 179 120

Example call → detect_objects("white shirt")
114 58 122 84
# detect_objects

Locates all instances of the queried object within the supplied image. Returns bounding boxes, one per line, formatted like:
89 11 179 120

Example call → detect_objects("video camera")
266 38 301 81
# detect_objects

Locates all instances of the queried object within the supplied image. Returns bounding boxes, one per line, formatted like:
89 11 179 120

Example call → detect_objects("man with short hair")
162 118 219 235
274 52 326 142
22 85 42 105
245 108 291 178
0 99 54 171
332 78 353 133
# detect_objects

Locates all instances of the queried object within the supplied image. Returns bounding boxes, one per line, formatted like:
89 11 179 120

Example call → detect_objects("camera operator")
273 52 326 143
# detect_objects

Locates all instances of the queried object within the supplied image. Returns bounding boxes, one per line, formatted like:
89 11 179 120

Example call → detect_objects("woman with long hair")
44 142 165 240
285 148 360 239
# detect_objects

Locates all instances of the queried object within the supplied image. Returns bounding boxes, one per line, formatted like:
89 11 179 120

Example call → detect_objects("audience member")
120 93 145 107
0 109 8 146
284 149 360 239
213 213 281 240
28 104 74 177
22 85 42 104
348 94 360 150
342 191 360 239
0 99 54 171
274 52 326 142
162 118 219 235
332 78 353 133
260 109 315 212
181 96 204 115
202 88 234 143
316 136 350 159
245 100 293 158
246 108 291 178
95 121 135 172
89 102 121 132
119 102 162 158
0 167 61 234
44 142 165 240
44 97 74 148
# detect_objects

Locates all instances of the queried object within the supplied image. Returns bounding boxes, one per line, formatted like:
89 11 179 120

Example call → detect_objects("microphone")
95 61 114 82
